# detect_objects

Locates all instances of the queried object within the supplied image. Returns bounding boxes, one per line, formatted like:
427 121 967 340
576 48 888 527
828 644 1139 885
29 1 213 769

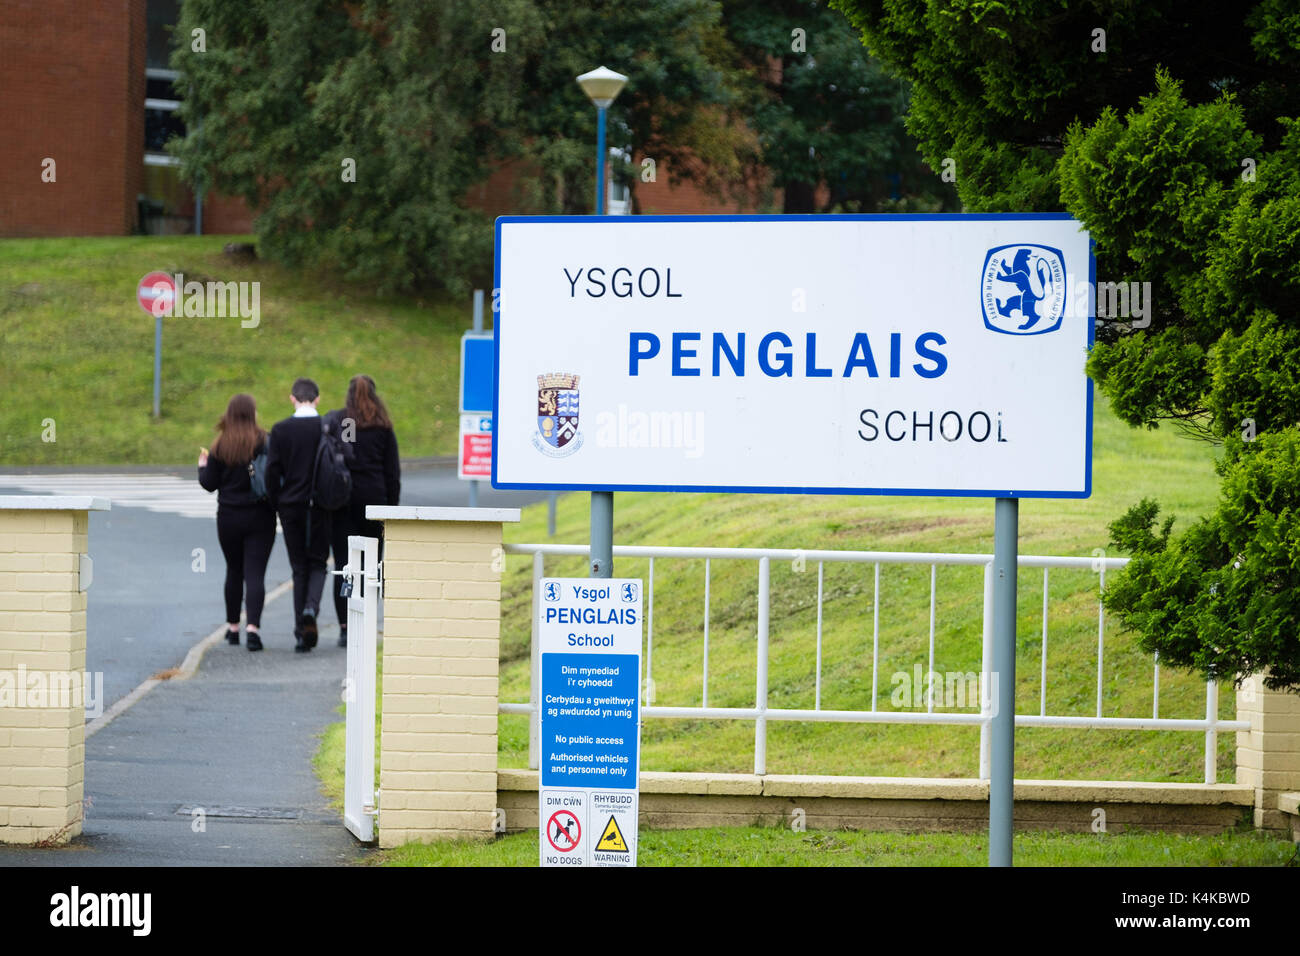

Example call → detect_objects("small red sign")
461 433 492 479
458 414 493 480
137 271 175 316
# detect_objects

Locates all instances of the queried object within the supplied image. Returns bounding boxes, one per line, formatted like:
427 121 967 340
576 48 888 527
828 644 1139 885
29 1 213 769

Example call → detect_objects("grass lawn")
1 235 467 464
315 655 382 812
380 827 1294 867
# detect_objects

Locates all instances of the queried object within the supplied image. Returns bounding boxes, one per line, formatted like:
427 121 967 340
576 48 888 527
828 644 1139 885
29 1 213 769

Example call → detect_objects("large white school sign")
492 215 1092 496
492 214 1095 867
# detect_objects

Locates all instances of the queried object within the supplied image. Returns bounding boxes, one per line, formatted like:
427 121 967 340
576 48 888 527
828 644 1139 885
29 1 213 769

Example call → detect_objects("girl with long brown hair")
198 393 277 651
325 374 401 646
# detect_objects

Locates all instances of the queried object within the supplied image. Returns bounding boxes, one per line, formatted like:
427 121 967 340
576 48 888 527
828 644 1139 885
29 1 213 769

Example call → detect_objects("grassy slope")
497 401 1232 782
314 395 1239 843
0 236 465 464
311 345 1232 788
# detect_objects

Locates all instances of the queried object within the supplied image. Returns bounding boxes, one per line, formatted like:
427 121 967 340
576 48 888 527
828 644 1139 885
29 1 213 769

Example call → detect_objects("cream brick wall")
1236 674 1300 832
375 516 510 848
0 509 90 845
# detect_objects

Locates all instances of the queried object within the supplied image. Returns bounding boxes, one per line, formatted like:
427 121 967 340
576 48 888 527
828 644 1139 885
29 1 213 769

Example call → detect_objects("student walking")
198 394 276 652
327 374 401 647
266 377 340 653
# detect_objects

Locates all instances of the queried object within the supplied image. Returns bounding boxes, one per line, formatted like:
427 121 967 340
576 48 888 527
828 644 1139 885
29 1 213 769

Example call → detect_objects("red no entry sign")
137 271 175 316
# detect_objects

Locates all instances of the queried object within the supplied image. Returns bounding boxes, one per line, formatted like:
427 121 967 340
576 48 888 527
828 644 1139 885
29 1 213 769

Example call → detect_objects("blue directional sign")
460 333 494 414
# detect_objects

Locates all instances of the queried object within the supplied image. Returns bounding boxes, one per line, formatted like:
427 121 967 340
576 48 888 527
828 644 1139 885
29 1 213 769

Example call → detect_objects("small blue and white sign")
538 577 642 868
460 333 495 414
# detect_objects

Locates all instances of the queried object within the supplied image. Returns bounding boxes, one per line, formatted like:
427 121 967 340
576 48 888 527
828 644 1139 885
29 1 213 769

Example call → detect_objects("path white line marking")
0 474 218 519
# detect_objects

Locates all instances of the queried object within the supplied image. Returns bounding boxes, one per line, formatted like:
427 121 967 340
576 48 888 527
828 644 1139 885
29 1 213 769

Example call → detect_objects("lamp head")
576 65 628 110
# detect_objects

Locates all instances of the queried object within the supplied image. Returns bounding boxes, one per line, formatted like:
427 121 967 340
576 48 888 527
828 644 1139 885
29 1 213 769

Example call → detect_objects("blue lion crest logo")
981 244 1066 335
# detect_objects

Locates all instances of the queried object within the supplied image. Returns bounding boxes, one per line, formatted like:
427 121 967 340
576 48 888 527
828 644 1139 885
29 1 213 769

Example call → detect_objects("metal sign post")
136 271 174 419
153 315 162 418
988 497 1018 866
590 493 612 578
590 103 613 580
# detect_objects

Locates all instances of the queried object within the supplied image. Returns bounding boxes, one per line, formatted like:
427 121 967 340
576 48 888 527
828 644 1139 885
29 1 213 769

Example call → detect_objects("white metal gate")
341 535 379 843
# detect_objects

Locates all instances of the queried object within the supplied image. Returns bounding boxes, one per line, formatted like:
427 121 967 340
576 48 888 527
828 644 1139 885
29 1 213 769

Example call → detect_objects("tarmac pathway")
0 462 549 866
0 573 367 866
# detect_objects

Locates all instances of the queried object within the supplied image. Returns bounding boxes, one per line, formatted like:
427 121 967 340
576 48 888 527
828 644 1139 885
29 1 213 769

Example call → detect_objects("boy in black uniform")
266 377 332 652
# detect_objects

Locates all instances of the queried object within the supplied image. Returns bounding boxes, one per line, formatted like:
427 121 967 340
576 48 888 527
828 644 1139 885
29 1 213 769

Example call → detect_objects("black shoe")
302 610 318 650
246 631 263 652
337 627 348 648
225 628 240 646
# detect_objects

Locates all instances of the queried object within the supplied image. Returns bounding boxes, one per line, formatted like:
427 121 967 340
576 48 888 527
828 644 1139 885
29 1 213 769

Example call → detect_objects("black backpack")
311 417 352 511
247 450 270 503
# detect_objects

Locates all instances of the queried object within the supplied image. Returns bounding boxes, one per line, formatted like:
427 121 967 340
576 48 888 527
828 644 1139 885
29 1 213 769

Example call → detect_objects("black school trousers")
330 498 385 627
215 503 277 628
277 503 331 628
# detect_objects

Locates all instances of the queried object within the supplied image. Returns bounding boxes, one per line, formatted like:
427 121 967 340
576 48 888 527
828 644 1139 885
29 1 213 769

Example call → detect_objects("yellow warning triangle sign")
595 815 629 853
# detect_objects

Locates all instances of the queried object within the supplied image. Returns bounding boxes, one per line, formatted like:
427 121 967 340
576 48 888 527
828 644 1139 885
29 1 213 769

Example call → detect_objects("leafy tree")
170 0 747 290
509 0 750 216
832 0 1300 690
721 0 958 212
171 0 538 293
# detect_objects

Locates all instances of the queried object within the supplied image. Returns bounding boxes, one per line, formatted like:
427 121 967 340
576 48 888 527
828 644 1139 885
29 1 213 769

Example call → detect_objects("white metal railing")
501 544 1245 784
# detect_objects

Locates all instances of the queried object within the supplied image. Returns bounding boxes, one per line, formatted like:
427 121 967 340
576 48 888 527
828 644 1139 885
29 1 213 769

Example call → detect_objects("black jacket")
326 409 401 507
266 413 329 509
198 440 269 508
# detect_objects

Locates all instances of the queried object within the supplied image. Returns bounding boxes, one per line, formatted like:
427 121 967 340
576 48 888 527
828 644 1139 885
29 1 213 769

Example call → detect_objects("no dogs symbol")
546 810 581 852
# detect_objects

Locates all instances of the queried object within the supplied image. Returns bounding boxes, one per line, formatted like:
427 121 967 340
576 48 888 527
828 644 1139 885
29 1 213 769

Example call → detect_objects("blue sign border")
491 213 1095 500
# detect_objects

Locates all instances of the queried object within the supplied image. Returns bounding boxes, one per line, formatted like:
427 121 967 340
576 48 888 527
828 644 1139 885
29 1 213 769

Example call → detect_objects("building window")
145 68 184 166
141 0 193 234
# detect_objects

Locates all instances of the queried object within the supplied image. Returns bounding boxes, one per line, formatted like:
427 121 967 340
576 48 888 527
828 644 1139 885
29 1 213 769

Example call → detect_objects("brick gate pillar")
368 506 519 847
1236 674 1300 832
0 496 109 845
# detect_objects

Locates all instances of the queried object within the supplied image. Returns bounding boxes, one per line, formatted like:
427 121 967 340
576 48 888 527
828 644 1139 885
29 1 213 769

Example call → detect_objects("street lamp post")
577 65 628 579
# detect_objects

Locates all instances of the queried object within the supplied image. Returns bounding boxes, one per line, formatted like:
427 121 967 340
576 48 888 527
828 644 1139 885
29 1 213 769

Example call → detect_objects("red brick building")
0 1 766 239
0 0 251 236
1 0 149 236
